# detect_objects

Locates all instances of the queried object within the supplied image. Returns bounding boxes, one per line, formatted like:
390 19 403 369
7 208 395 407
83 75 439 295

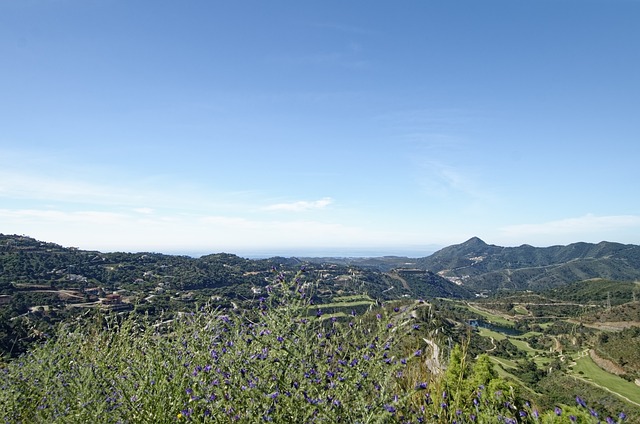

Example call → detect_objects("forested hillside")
417 237 640 291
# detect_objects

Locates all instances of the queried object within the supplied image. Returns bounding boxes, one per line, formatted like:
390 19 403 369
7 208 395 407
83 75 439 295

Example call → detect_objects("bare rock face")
589 349 626 376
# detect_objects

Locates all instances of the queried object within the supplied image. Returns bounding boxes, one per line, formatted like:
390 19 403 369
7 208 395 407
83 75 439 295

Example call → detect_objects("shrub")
0 270 630 423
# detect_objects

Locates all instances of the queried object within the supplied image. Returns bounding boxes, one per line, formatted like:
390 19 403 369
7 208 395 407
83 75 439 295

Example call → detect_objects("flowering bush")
0 270 630 423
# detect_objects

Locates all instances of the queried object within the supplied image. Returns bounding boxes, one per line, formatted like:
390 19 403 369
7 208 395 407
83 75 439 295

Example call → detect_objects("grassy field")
509 338 537 355
310 300 374 310
572 353 640 405
537 322 554 330
489 355 518 370
331 294 373 302
513 305 529 315
477 326 507 341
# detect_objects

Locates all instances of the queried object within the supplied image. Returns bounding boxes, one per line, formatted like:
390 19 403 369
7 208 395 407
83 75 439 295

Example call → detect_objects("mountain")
0 233 470 307
416 237 640 292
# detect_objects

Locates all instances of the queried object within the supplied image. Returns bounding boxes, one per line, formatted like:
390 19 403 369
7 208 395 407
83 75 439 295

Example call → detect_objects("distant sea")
173 246 441 259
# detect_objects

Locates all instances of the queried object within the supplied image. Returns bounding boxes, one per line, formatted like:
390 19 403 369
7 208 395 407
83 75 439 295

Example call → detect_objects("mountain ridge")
2 233 640 294
417 237 640 291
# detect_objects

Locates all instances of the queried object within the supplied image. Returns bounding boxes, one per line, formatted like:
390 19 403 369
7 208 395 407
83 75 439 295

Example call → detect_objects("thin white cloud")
133 208 155 214
0 166 257 215
417 160 491 204
0 209 127 225
499 214 640 244
264 197 334 212
0 206 385 253
0 168 154 209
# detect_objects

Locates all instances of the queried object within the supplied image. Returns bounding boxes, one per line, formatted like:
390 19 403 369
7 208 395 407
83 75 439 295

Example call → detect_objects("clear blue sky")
1 0 639 256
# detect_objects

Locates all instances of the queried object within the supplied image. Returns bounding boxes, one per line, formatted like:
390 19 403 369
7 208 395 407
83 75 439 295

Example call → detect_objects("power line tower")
606 291 611 311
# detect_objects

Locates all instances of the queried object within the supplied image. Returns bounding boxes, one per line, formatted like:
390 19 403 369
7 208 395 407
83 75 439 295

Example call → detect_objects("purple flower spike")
576 396 587 408
619 412 627 421
555 407 562 416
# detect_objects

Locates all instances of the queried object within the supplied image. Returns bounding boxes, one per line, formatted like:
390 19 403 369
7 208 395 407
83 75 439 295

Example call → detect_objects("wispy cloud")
133 208 154 214
499 214 640 244
264 197 333 212
0 209 128 225
0 207 383 253
416 160 491 202
0 165 255 215
376 108 482 136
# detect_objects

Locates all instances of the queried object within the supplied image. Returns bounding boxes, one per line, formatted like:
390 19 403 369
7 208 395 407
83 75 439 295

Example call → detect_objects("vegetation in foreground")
1 270 630 423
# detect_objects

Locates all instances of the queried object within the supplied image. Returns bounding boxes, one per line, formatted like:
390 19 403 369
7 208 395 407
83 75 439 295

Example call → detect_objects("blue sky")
1 0 639 256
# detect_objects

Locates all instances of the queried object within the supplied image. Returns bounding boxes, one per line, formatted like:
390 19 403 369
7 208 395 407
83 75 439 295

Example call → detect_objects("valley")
2 233 640 421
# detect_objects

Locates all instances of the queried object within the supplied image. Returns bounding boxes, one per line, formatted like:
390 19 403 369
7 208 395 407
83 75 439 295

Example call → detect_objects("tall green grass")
0 270 628 423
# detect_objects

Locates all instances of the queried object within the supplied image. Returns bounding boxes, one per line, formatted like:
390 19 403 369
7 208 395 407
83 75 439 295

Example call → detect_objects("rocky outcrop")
590 349 626 376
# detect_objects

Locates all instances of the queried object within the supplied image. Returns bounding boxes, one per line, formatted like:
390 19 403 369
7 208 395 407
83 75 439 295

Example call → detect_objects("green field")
310 300 374 310
537 322 553 330
477 326 507 341
466 303 515 327
514 305 528 315
572 353 640 405
331 294 373 302
489 355 518 370
509 338 537 355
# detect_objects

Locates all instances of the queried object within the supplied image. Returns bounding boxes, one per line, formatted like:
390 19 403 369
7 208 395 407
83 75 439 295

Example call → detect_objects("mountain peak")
462 236 487 246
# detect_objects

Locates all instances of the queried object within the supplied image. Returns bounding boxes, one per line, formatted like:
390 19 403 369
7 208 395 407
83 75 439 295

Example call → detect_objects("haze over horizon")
2 1 639 255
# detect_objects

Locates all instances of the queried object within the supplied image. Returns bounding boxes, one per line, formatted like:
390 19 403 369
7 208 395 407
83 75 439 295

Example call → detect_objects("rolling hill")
416 237 640 292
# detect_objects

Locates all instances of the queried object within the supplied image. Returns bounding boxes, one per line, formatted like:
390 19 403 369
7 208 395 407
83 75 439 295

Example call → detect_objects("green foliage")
417 237 640 292
595 327 640 378
2 270 630 423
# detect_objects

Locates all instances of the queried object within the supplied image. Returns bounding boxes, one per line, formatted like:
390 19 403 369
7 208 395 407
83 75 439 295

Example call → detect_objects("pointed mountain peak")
462 236 487 246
